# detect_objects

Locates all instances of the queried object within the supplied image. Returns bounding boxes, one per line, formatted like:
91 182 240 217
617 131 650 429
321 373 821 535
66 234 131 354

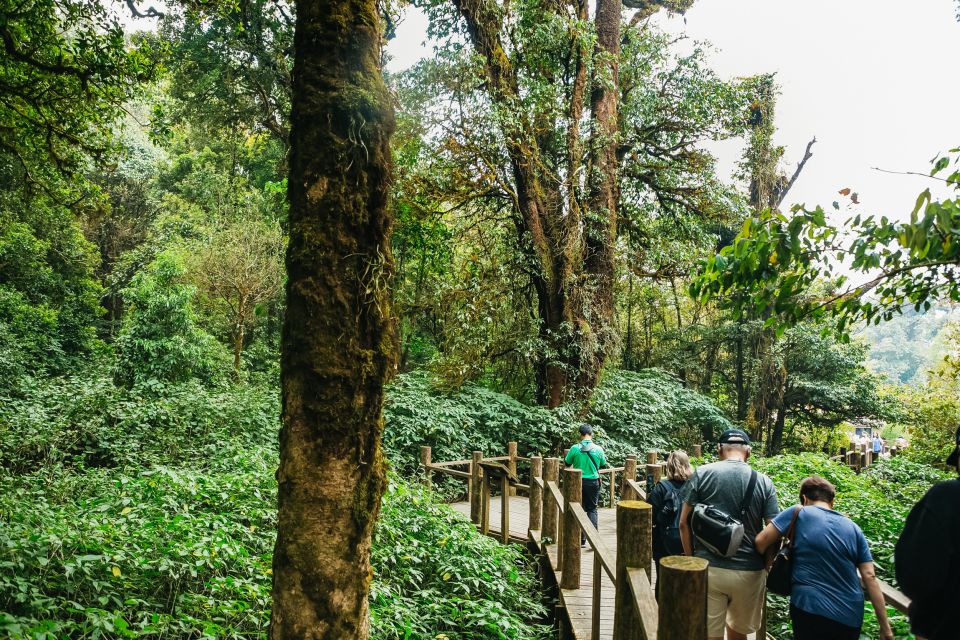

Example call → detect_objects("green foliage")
692 148 960 337
371 482 550 640
587 369 732 458
114 253 227 387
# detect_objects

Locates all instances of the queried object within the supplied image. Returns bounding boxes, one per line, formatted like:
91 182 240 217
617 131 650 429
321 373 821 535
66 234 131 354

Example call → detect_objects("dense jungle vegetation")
1 0 959 638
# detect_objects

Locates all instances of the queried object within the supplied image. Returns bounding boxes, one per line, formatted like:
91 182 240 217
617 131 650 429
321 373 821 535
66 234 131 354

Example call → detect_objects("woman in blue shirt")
755 476 893 640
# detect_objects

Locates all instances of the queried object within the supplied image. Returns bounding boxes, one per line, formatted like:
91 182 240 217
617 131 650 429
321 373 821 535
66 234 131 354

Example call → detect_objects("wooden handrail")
545 480 566 514
569 502 616 582
625 478 647 501
627 566 659 640
424 464 471 479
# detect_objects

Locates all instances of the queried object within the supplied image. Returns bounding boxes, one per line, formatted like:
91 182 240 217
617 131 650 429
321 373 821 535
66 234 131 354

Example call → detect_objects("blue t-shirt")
773 505 873 628
873 437 882 453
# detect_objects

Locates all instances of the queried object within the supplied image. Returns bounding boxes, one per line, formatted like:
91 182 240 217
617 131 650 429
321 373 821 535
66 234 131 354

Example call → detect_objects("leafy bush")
0 457 547 640
114 252 228 387
371 482 550 640
587 369 733 460
0 368 279 472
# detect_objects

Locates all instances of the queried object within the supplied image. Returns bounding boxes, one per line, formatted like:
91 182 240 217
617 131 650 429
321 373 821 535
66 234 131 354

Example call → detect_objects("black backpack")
657 481 684 556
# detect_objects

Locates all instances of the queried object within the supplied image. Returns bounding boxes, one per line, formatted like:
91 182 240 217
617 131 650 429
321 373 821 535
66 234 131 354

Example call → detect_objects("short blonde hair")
665 450 693 481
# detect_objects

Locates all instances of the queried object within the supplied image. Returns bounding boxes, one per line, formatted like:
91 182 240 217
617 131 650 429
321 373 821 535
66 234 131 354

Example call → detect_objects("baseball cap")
946 425 960 467
719 429 751 445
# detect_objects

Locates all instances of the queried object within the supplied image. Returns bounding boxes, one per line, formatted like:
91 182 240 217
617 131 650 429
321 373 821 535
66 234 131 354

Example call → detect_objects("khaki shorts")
706 566 765 637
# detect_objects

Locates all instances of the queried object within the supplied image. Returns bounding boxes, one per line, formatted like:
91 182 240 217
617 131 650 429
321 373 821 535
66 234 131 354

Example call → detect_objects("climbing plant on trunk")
269 0 396 637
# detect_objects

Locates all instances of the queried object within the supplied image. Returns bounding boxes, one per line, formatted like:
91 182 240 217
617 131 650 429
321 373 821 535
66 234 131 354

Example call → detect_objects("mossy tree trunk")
269 0 396 636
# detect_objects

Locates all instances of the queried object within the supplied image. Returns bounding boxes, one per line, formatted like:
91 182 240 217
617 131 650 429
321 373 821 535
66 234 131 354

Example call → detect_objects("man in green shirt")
564 424 608 546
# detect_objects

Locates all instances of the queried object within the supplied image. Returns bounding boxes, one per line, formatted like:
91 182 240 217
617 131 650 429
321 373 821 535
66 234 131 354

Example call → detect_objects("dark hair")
799 476 836 504
579 424 593 436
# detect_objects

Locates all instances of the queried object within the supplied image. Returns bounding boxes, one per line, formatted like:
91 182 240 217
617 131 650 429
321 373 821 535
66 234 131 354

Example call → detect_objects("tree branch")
775 136 816 209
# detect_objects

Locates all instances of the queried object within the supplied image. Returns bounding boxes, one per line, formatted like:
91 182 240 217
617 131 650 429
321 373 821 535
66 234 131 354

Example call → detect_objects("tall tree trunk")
270 0 396 636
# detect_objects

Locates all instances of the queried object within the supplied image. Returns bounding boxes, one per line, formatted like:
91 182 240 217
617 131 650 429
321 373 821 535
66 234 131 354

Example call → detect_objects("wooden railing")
421 443 913 639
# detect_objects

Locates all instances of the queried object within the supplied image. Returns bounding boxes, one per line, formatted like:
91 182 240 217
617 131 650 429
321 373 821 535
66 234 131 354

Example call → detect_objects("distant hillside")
858 302 960 384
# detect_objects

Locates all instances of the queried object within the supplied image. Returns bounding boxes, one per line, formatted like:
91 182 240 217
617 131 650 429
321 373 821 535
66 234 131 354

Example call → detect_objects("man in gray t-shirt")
679 429 779 640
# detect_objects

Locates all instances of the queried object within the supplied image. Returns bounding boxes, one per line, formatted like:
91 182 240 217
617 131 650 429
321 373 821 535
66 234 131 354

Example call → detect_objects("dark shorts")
790 604 860 640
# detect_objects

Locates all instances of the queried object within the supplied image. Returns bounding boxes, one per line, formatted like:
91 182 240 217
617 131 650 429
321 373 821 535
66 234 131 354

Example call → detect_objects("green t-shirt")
564 440 607 480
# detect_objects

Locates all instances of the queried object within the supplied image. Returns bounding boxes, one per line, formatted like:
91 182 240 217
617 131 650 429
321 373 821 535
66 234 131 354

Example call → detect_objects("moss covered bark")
269 0 396 637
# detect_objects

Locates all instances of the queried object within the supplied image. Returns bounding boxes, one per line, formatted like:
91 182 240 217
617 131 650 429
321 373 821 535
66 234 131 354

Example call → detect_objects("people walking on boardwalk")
648 450 692 597
895 425 960 640
755 476 894 640
872 433 883 459
679 429 779 640
564 423 607 546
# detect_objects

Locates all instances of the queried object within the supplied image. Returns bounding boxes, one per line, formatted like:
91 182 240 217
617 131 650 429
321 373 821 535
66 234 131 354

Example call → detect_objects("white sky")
386 0 960 221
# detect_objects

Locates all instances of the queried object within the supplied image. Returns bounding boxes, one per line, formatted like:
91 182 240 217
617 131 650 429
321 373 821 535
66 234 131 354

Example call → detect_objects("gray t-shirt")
681 459 779 570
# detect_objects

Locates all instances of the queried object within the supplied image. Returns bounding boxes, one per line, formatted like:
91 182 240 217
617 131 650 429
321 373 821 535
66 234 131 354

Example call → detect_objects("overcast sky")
386 0 960 221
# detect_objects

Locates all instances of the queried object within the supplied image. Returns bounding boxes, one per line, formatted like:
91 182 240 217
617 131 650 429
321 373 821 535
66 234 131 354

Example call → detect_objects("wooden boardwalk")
451 496 766 640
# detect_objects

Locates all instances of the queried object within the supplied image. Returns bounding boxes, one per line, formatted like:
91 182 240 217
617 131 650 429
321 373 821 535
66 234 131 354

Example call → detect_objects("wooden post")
420 446 432 489
470 451 482 524
529 456 543 533
657 556 708 639
559 467 582 589
692 444 702 458
542 457 560 543
480 471 491 535
622 456 638 500
646 451 657 465
609 468 617 505
507 441 518 496
613 500 653 640
891 446 898 458
501 473 510 544
646 463 662 496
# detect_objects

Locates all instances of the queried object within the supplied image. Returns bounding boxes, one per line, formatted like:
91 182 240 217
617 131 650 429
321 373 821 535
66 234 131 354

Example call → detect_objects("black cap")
719 429 751 445
946 425 960 467
579 424 594 436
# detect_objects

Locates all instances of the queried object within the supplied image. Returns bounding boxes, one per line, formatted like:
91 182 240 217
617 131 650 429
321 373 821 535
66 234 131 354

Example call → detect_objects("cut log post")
622 456 638 500
529 456 543 533
646 451 657 465
559 467 582 589
657 556 708 639
891 446 898 458
692 444 702 458
614 500 653 640
420 446 432 489
542 457 560 543
646 463 662 496
508 441 518 496
501 473 510 544
470 450 483 524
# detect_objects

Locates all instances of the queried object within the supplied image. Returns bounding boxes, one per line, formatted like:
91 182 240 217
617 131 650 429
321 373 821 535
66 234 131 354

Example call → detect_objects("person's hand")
879 621 895 640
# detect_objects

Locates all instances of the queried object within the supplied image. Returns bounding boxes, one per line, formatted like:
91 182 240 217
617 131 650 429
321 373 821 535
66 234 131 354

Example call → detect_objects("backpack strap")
739 469 759 519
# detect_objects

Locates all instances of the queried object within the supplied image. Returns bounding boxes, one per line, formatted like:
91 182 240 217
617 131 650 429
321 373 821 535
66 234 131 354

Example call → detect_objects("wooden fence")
421 443 914 639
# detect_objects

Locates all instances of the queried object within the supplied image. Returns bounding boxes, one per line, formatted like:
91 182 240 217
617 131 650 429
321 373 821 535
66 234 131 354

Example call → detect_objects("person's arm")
564 446 575 466
679 502 694 556
754 521 783 555
860 561 894 640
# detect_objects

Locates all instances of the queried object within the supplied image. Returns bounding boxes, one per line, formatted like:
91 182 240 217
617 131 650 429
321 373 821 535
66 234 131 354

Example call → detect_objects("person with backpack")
678 429 779 640
894 425 960 640
648 450 693 597
564 424 607 547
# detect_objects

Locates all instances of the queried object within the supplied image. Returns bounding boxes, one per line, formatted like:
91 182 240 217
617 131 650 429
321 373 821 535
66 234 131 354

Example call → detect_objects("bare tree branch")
775 136 816 208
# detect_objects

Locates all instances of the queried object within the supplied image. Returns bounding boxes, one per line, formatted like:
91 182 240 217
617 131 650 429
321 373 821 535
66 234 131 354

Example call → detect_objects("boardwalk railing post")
501 472 510 544
646 451 657 465
614 500 652 640
470 451 483 524
508 441 518 496
622 455 637 500
420 446 432 489
481 466 492 535
542 457 560 543
529 456 543 533
646 462 662 496
559 467 582 589
692 444 702 458
657 556 708 639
